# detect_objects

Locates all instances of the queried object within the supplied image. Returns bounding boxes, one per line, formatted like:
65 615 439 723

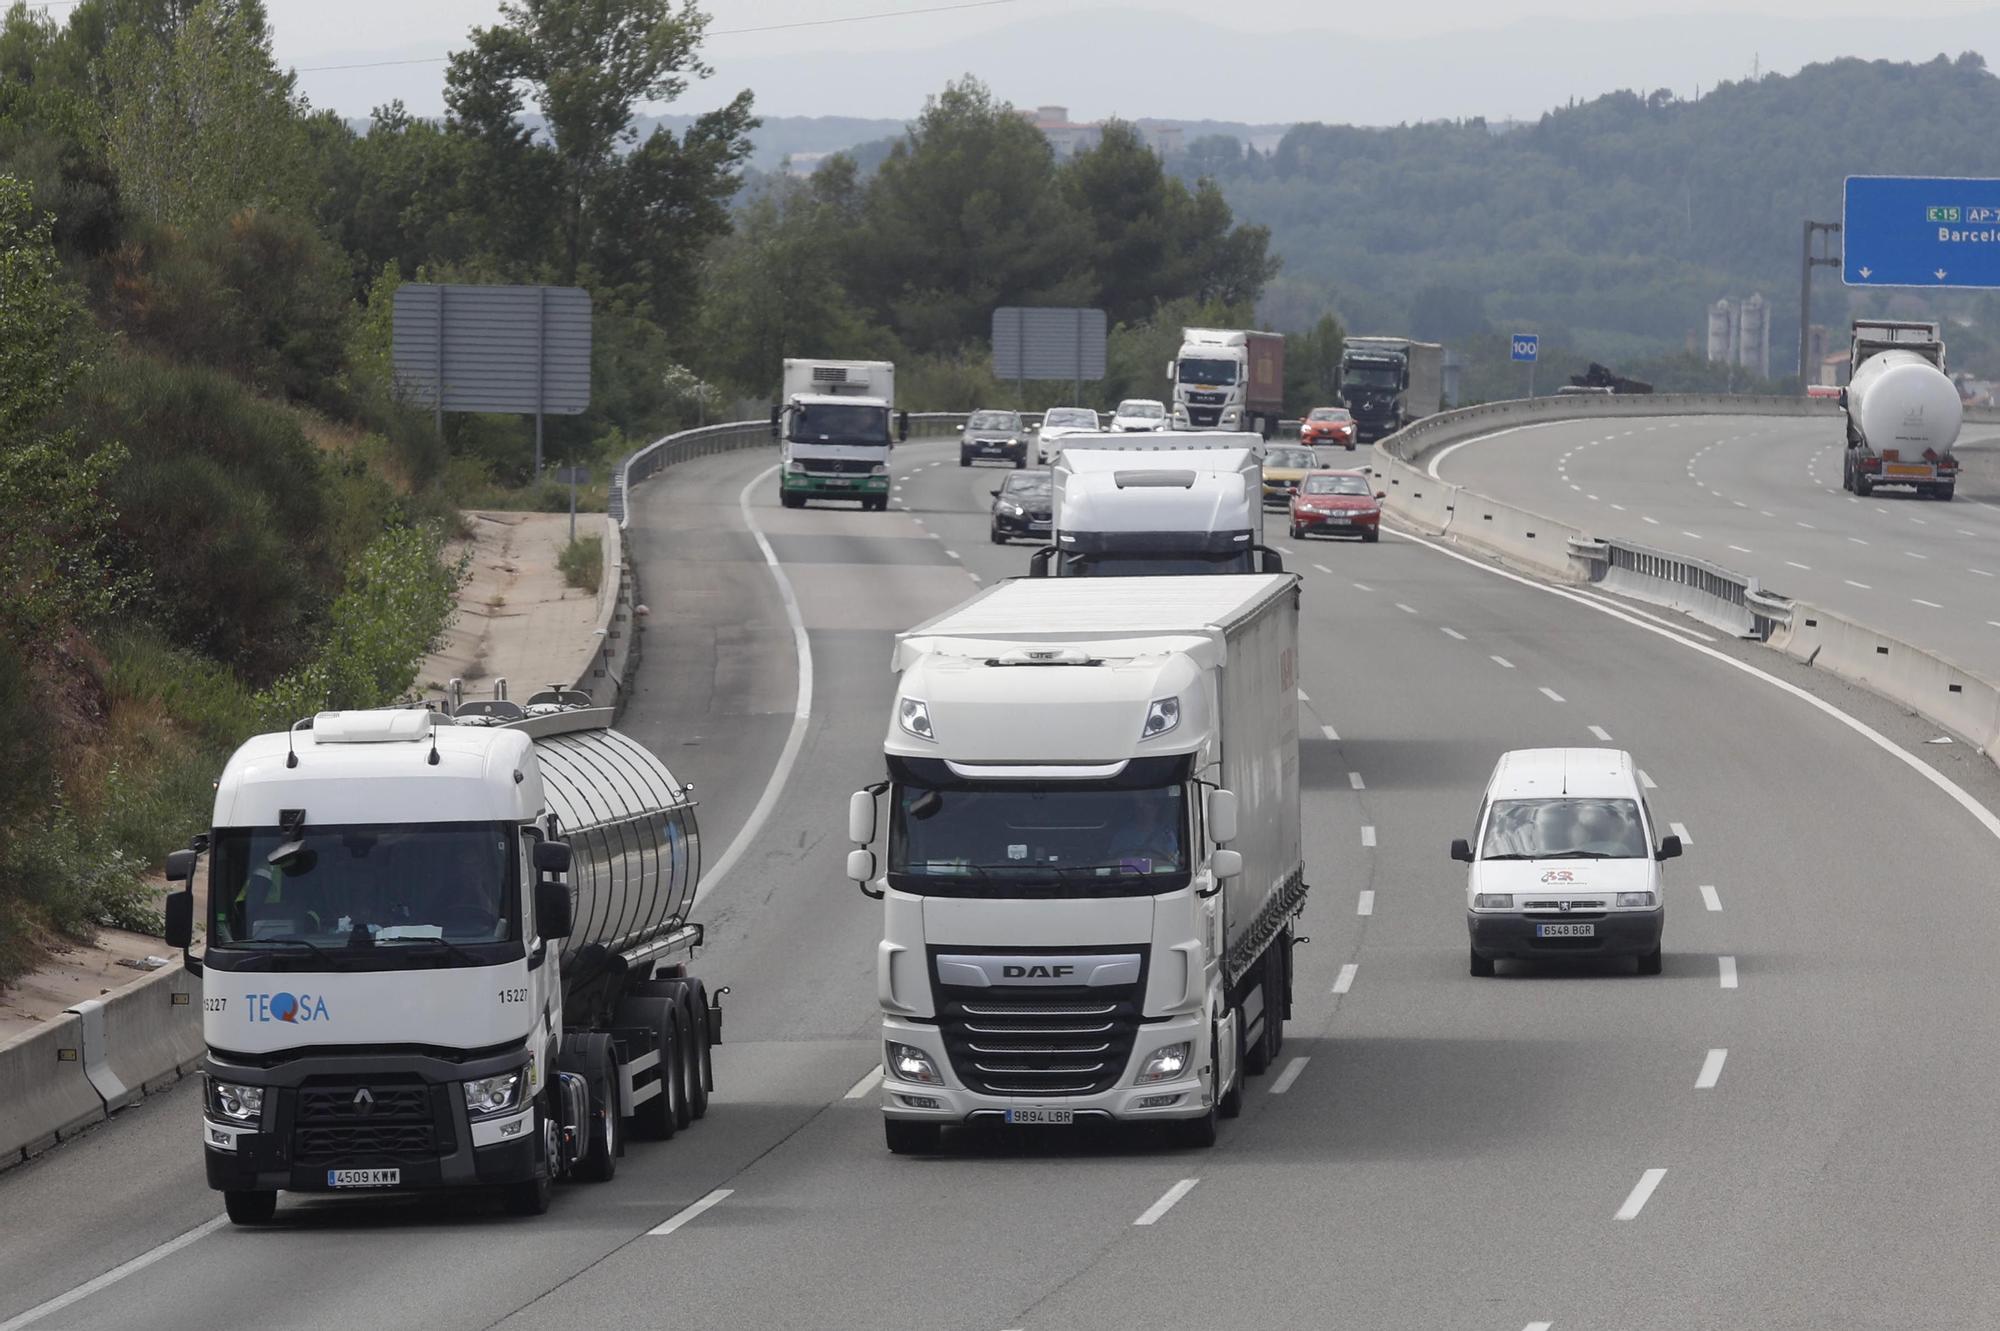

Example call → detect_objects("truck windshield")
790 403 891 444
1062 551 1257 576
889 782 1190 898
1178 358 1237 387
1343 365 1401 389
205 821 520 967
1479 798 1647 860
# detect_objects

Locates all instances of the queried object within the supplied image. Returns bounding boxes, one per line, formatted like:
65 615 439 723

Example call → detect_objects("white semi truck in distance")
1169 328 1286 437
1031 432 1282 578
164 702 720 1224
771 358 908 510
846 574 1307 1152
1840 320 1963 500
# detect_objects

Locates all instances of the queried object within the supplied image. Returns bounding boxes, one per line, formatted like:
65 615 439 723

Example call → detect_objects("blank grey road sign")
992 307 1108 381
393 284 592 415
556 466 591 484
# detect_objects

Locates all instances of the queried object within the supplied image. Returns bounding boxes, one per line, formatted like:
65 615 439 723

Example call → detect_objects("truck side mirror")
534 840 571 875
165 848 198 883
846 848 877 885
1655 834 1683 862
1450 838 1474 863
897 410 910 442
769 404 781 440
535 879 574 939
163 891 195 950
1210 848 1243 882
848 790 878 845
1207 789 1239 845
1028 546 1055 578
1256 546 1285 574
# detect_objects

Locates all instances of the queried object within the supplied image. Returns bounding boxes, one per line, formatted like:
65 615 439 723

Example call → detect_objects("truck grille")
803 457 878 475
291 1078 449 1164
934 960 1147 1097
1187 407 1222 427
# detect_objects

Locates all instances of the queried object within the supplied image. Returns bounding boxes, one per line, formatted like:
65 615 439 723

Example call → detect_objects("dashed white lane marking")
0 1215 229 1331
1273 544 1294 556
1848 536 1868 545
1785 560 1811 571
1638 769 1657 789
1612 503 1627 511
1321 724 1339 741
1492 655 1515 669
1696 1049 1728 1089
1845 580 1871 589
1587 493 1599 501
1719 956 1739 989
1395 602 1418 615
1760 509 1776 518
1905 550 1929 560
1728 544 1752 554
1973 568 1997 577
1332 963 1358 994
1348 771 1366 790
1911 516 1930 526
1357 889 1374 916
1681 531 1703 540
1134 1179 1200 1226
1539 687 1566 703
1914 598 1943 609
1441 626 1467 640
1524 1323 1554 1331
1352 581 1374 592
1796 520 1816 529
1361 825 1377 847
1314 563 1332 574
1297 689 1310 702
1643 515 1661 525
1698 883 1722 912
650 1188 734 1236
1615 1168 1668 1220
1269 1056 1310 1095
844 1065 885 1099
1670 821 1691 844
944 549 960 559
1588 724 1612 741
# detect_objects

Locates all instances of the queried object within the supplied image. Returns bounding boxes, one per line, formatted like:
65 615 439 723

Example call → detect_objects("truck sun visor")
1113 470 1198 489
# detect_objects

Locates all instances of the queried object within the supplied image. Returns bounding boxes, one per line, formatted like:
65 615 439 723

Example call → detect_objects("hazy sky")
36 0 1991 122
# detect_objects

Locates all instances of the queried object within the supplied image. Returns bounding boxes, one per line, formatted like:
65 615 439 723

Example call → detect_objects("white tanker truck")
1840 320 1963 500
163 697 719 1224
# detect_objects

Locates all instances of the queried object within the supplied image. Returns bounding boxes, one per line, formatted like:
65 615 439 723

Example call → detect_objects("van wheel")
1469 946 1496 978
885 1120 941 1155
224 1189 277 1225
1636 945 1664 976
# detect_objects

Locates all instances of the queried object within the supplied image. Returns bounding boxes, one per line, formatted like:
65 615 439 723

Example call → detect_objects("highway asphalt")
1433 413 2000 679
8 437 2000 1329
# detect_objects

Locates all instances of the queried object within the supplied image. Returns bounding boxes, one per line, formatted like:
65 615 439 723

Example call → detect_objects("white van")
1451 748 1681 976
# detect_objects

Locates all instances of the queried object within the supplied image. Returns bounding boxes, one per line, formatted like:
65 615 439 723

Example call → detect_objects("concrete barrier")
1771 605 2000 762
572 518 634 712
71 963 205 1113
0 1012 105 1168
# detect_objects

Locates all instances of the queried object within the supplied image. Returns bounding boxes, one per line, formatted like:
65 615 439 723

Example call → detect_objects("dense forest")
1192 52 2000 380
0 0 1277 984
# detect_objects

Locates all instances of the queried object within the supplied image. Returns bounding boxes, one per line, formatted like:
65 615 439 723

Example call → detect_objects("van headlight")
1472 894 1513 910
1137 1041 1192 1084
1616 892 1657 908
462 1071 525 1119
207 1079 265 1124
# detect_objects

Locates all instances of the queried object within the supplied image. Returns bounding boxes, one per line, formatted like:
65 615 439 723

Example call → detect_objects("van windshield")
1480 798 1646 859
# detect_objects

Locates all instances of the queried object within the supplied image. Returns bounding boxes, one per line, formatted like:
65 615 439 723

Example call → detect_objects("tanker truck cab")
167 705 716 1224
848 575 1306 1154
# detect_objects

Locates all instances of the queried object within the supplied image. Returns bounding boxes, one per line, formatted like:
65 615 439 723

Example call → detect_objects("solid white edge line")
696 467 815 907
1566 587 1718 642
1426 420 1577 480
1696 1048 1728 1089
1269 1056 1309 1095
1698 883 1722 912
1133 1178 1200 1226
1615 1167 1668 1220
1719 956 1739 989
650 1187 734 1236
1357 889 1375 916
1332 963 1357 994
0 1216 229 1331
843 1065 885 1100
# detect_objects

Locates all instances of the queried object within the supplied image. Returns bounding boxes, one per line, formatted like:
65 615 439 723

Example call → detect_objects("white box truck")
1031 432 1282 578
845 574 1307 1151
164 702 720 1224
1169 328 1286 436
770 358 907 510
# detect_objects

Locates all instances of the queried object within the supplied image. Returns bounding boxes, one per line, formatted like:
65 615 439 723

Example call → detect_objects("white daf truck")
845 574 1306 1152
771 358 907 510
1033 432 1281 578
164 702 719 1223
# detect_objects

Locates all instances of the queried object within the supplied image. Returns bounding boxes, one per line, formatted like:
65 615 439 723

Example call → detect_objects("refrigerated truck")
771 358 908 510
164 703 720 1223
1169 328 1286 437
845 574 1307 1151
1032 432 1281 577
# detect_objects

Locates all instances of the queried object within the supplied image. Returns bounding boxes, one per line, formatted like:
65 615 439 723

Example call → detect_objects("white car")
1452 748 1681 977
1036 407 1103 464
1109 398 1169 432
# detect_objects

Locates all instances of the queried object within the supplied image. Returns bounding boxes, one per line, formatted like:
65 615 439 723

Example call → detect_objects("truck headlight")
898 698 935 741
871 464 890 475
785 461 804 474
1141 696 1180 739
1616 892 1656 908
886 1042 943 1086
207 1078 265 1124
1137 1041 1192 1084
1472 894 1513 910
462 1071 525 1119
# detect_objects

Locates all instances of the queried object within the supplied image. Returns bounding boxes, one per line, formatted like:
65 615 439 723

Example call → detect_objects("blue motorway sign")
1844 175 2000 288
1510 333 1539 362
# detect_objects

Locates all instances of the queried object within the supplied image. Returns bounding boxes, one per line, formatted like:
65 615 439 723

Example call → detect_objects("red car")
1290 469 1383 542
1299 406 1357 450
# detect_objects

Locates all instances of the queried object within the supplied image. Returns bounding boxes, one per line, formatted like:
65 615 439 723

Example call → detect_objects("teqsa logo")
245 991 331 1024
1540 870 1578 884
1002 963 1075 980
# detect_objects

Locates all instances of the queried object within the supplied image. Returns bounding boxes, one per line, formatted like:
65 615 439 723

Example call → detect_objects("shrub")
558 535 603 594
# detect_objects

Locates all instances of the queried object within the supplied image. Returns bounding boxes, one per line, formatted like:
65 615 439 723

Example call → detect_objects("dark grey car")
959 409 1028 468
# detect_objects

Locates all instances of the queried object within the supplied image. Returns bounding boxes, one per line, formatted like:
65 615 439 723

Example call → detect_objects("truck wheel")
1938 484 1956 501
617 995 680 1140
1217 1018 1244 1119
224 1189 277 1225
564 1033 620 1182
779 490 804 509
680 978 712 1119
885 1120 941 1154
1469 945 1496 978
1854 476 1873 497
669 997 695 1130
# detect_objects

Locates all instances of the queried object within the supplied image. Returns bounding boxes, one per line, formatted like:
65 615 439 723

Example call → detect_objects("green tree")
1283 312 1346 416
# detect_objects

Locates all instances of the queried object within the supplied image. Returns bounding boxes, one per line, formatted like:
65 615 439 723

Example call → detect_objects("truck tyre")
1469 945 1496 978
1636 944 1664 977
1938 483 1956 501
564 1033 620 1182
779 490 804 509
885 1120 941 1155
676 978 713 1119
668 996 695 1130
1216 1017 1244 1119
224 1189 277 1225
616 995 680 1140
1854 475 1873 497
